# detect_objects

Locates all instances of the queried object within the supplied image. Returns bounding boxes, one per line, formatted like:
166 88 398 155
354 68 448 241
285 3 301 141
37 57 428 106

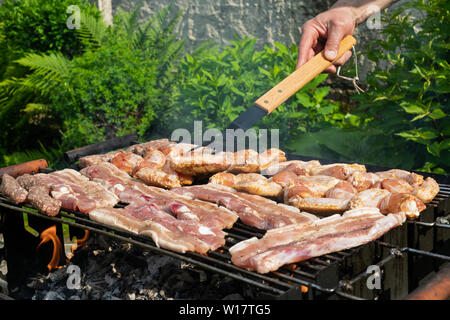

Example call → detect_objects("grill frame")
0 153 449 300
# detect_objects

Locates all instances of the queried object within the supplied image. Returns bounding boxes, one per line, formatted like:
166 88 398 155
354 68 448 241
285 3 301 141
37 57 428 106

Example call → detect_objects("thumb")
324 21 346 61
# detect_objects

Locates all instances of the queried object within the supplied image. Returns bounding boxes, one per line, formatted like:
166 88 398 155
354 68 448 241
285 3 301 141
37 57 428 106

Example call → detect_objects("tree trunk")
98 0 113 26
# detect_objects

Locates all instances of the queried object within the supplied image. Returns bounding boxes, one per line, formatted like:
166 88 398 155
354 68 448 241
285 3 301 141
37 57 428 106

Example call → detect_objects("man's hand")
296 0 398 72
297 6 357 73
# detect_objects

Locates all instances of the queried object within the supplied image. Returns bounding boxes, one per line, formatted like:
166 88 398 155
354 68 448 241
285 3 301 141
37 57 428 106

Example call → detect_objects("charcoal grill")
0 139 449 300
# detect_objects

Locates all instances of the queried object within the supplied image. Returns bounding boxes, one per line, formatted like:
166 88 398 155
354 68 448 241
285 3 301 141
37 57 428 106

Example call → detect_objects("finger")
297 23 318 68
324 65 337 74
333 50 352 66
323 20 347 61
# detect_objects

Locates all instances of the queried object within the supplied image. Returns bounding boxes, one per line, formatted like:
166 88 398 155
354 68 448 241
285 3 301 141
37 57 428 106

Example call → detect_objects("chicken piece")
310 163 366 180
227 149 260 173
258 148 287 171
286 196 350 215
284 183 322 202
0 174 28 204
376 169 424 186
131 149 166 176
209 172 236 188
347 171 381 191
209 172 282 198
378 193 426 220
381 178 414 194
263 160 321 176
349 188 391 209
294 175 341 196
272 170 299 188
126 138 177 157
412 177 439 203
168 150 233 176
78 150 121 168
325 181 358 200
135 163 183 189
110 151 144 175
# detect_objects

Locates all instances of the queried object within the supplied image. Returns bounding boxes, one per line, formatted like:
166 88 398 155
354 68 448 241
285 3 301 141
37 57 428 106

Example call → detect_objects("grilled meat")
229 207 406 274
0 174 28 204
209 172 283 198
171 184 318 230
309 163 366 180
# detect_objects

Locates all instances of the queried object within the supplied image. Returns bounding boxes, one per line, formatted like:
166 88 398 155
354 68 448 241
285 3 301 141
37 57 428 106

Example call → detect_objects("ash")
27 234 249 300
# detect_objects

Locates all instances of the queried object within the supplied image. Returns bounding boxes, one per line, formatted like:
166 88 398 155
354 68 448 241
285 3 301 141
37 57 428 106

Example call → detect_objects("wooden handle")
0 159 48 178
255 35 356 114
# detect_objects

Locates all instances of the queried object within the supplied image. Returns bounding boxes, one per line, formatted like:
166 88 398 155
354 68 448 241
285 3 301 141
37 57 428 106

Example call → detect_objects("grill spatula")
199 35 357 149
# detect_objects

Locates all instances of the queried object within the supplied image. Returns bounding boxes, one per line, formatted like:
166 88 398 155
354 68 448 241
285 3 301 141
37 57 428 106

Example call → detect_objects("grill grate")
0 154 449 299
1 184 449 300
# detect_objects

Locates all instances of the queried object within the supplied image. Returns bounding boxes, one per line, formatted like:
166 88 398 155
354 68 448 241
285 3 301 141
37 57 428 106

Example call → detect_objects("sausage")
0 159 48 178
404 263 450 300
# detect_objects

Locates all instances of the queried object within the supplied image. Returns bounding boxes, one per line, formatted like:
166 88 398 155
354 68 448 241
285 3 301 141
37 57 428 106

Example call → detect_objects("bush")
49 6 185 149
352 0 450 173
0 0 99 153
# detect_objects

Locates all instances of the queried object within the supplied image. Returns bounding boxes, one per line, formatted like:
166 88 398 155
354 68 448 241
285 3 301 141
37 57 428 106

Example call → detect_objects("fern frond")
14 52 71 95
76 10 108 51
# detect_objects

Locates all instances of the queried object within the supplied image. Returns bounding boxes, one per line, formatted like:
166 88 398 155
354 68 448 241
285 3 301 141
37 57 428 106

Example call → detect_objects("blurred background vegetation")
0 0 448 173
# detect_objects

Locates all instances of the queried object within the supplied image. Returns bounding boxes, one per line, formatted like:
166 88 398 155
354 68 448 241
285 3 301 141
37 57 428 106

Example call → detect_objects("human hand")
296 7 357 73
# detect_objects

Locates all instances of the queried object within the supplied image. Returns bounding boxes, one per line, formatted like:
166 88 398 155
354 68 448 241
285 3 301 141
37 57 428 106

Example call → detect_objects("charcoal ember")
26 234 246 300
43 290 64 300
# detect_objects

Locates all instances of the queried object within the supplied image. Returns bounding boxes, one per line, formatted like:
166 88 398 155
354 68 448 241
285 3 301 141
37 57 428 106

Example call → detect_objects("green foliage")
0 141 64 169
48 5 185 149
0 0 100 153
0 0 97 60
168 37 349 146
353 0 450 173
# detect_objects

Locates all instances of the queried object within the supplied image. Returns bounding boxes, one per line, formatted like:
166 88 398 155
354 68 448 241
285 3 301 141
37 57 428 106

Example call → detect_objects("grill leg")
2 209 65 298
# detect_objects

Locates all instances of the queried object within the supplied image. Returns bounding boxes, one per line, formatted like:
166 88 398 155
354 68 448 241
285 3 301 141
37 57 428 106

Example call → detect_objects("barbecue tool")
199 35 356 149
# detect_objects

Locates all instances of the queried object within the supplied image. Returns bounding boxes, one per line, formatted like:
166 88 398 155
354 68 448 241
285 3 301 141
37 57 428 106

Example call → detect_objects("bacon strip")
229 207 406 274
89 201 227 254
171 184 318 230
80 163 238 230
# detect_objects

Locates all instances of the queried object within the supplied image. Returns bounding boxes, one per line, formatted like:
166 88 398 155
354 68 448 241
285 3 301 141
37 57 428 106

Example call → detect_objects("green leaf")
429 108 446 119
427 141 440 157
440 139 450 151
400 103 424 114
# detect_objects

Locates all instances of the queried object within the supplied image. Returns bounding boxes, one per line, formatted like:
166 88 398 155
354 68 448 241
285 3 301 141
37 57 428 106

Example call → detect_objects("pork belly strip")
171 184 319 230
90 201 226 254
127 202 226 254
229 207 406 274
80 163 238 230
0 174 28 204
89 207 145 234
